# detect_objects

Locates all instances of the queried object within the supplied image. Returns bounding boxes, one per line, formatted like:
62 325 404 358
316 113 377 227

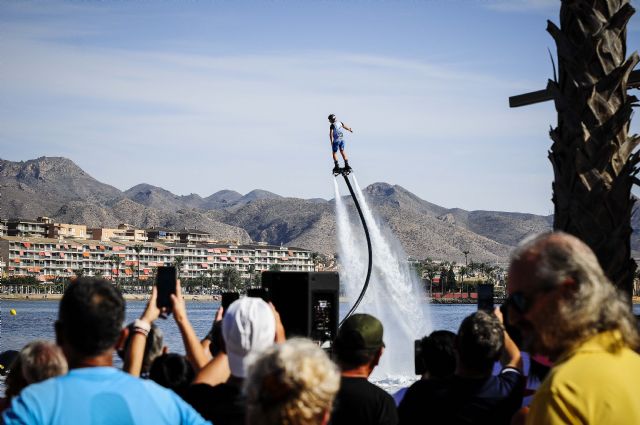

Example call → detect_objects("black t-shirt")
398 368 524 425
183 382 245 425
330 376 398 425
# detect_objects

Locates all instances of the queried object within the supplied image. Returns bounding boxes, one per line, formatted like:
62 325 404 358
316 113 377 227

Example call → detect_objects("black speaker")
262 271 339 345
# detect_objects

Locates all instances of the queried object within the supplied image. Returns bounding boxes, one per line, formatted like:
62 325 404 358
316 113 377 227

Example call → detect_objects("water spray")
335 170 373 326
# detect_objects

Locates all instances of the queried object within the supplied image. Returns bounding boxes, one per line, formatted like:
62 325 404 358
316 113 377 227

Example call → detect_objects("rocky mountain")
0 157 123 218
0 157 251 243
3 156 636 264
211 198 335 249
353 183 545 262
203 190 244 209
123 184 282 212
124 183 207 213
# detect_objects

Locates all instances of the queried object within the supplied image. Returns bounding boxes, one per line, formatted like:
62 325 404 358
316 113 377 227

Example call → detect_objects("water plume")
333 175 432 388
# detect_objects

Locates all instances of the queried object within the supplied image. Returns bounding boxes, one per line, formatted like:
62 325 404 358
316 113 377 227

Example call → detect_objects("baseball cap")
333 313 384 351
222 297 276 378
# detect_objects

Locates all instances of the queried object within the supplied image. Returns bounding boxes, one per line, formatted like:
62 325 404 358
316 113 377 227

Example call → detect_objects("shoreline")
0 294 220 302
3 294 640 304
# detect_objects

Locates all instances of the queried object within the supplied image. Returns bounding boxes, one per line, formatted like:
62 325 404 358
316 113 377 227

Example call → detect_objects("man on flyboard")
329 114 354 175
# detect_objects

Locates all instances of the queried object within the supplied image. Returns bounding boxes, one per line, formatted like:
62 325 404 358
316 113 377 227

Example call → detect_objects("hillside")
5 156 632 263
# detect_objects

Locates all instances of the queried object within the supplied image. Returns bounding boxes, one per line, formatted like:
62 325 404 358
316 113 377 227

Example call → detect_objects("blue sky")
1 0 638 215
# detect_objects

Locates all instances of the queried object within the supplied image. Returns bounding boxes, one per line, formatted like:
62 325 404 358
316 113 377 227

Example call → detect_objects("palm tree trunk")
547 0 639 297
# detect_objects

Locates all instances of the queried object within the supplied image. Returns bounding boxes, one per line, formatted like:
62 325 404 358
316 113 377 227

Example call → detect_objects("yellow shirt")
527 331 640 425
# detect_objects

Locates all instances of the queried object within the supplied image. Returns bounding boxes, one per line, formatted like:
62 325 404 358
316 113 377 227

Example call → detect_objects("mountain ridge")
2 156 627 263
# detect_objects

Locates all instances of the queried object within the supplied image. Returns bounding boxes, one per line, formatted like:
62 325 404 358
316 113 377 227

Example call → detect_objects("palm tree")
108 254 122 288
73 267 84 279
206 268 217 295
133 244 144 285
462 250 470 267
547 0 639 296
422 260 438 296
247 264 256 287
128 264 136 288
173 256 184 279
459 266 468 294
222 266 241 291
311 252 320 271
269 264 282 272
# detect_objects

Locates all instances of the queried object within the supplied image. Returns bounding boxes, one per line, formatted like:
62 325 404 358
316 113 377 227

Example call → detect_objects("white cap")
222 297 276 378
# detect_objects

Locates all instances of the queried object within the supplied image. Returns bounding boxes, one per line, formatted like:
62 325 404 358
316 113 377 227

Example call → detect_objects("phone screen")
156 266 177 313
477 283 494 312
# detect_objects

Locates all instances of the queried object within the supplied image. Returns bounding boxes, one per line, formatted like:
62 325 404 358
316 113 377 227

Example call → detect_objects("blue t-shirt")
2 367 210 425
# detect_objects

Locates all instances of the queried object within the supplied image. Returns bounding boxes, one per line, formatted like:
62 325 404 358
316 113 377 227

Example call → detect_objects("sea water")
1 300 639 394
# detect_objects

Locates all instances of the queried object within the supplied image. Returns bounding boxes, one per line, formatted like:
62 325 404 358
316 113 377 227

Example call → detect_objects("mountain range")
1 156 637 264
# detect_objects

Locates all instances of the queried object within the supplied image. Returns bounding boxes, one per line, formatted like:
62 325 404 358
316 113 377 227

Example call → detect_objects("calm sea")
1 300 639 394
0 300 482 354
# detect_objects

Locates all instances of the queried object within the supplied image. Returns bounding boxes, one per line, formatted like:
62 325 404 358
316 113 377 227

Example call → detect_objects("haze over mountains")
1 157 636 263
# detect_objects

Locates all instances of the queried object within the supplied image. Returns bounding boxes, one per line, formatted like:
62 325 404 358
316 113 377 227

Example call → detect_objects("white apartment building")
0 237 314 281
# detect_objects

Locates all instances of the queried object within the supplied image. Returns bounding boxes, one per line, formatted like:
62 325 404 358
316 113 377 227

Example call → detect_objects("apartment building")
6 218 48 238
6 217 87 240
0 237 314 281
146 227 181 244
48 222 88 240
90 224 147 242
179 228 216 244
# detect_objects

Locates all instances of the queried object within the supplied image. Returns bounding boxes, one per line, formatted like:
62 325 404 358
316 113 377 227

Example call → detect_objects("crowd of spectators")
1 231 639 424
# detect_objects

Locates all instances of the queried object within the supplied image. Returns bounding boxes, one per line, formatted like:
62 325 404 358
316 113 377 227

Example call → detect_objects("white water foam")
334 175 432 391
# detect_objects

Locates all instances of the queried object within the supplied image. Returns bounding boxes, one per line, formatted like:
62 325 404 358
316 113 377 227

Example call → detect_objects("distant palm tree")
459 266 468 293
133 244 144 285
423 260 438 296
108 254 123 288
222 266 241 291
206 268 217 295
247 264 256 286
173 256 184 278
128 264 135 286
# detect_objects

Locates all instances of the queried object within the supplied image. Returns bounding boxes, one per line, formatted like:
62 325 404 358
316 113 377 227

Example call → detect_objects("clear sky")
1 0 638 215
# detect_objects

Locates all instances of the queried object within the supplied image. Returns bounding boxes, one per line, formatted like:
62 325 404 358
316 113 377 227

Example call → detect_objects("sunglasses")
505 286 556 314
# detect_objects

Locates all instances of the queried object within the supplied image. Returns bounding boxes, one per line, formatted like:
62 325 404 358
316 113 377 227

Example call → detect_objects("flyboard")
333 166 373 326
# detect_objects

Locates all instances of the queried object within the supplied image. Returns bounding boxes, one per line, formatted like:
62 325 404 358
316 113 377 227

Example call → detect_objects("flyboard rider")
329 114 354 174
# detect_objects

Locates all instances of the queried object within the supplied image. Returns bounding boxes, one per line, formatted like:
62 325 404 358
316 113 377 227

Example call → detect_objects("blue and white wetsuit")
331 122 345 152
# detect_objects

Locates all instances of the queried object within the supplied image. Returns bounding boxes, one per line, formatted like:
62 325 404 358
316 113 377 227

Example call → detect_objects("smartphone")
477 283 494 312
414 339 426 375
156 266 177 314
500 303 523 347
246 288 269 302
221 291 240 315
